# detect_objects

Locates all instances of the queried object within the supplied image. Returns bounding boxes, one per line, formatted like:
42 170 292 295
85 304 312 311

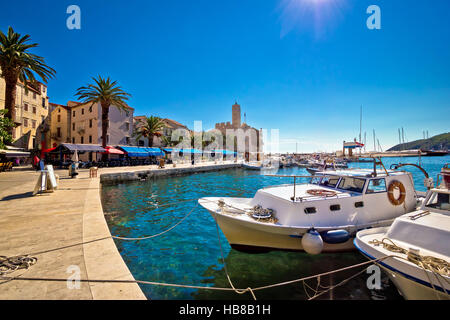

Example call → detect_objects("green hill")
387 132 450 151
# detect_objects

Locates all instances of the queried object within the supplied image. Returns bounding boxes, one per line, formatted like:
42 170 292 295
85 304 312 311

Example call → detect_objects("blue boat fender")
320 229 350 244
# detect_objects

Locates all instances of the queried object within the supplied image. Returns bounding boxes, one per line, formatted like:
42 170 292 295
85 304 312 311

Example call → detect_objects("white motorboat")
200 163 425 254
354 164 450 300
242 161 276 171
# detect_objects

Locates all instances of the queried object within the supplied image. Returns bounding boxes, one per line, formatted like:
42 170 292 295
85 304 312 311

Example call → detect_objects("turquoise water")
101 155 449 300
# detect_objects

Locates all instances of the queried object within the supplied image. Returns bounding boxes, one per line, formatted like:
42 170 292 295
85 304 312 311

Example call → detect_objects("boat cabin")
251 169 418 228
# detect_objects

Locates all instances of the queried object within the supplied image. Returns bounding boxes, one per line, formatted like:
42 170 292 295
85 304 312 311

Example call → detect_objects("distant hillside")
387 132 450 151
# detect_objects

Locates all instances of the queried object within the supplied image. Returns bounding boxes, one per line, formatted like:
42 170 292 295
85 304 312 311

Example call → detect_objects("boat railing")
265 174 342 201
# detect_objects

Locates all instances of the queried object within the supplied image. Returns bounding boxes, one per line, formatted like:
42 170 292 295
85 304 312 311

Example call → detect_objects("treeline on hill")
387 132 450 151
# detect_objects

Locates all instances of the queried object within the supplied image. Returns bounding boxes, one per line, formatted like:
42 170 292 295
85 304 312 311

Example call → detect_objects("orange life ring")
307 189 337 197
387 180 406 206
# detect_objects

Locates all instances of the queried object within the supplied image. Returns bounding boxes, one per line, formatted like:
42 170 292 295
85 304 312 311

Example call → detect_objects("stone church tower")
232 101 241 128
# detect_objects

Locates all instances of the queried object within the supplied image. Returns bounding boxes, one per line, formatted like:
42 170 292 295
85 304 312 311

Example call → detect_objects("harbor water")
101 155 449 300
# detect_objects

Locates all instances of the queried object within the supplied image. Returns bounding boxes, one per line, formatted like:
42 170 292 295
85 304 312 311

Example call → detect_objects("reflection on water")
101 155 449 300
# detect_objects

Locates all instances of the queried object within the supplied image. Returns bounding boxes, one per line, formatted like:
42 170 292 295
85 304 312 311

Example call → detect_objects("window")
81 136 84 144
72 137 75 144
23 118 28 127
330 204 341 211
425 192 450 210
42 98 46 108
73 110 75 117
57 127 61 138
125 122 130 131
72 123 75 131
319 176 340 188
57 114 61 122
89 135 92 143
31 120 36 129
366 179 387 193
355 201 364 208
81 108 84 115
304 207 317 214
33 92 36 99
24 104 29 112
32 106 36 114
89 106 92 112
337 177 366 193
41 116 45 124
89 119 93 128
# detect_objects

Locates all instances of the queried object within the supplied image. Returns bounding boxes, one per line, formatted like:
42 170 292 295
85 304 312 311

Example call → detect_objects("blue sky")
1 0 449 152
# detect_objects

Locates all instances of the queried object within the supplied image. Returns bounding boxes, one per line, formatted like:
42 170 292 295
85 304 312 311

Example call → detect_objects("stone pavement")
0 168 146 300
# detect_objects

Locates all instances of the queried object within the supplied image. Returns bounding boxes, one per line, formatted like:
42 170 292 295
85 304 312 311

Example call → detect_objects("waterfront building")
66 100 134 147
49 102 71 147
0 76 50 150
214 101 263 161
133 116 191 147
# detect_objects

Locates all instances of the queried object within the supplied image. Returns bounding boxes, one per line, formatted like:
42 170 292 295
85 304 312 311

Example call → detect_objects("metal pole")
293 177 296 201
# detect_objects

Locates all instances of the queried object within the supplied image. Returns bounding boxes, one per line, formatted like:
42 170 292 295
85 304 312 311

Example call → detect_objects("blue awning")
117 146 149 157
145 147 164 156
162 148 202 154
208 149 236 156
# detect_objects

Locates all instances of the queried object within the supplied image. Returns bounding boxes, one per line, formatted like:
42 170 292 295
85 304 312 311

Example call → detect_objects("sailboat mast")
359 105 362 155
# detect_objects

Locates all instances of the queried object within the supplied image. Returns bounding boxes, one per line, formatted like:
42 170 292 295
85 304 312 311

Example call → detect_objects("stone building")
0 76 50 150
133 116 191 147
215 102 263 160
66 101 134 147
49 103 71 147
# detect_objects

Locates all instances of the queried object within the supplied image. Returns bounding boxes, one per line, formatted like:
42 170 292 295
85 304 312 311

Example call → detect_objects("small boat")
242 161 276 171
200 162 425 254
306 161 348 175
421 149 448 157
354 164 450 300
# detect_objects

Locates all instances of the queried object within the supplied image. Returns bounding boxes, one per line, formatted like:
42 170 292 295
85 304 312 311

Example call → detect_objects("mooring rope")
3 198 448 299
212 211 257 300
111 203 199 241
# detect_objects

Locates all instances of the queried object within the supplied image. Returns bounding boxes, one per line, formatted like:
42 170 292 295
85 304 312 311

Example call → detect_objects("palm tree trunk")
101 104 109 161
4 73 18 135
148 134 153 147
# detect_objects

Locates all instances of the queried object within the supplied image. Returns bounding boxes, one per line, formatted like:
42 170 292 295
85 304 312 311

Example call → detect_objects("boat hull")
209 208 355 253
355 228 450 300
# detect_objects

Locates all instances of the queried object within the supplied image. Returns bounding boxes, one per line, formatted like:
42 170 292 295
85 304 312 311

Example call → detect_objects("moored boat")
242 161 276 171
200 163 426 254
354 164 450 300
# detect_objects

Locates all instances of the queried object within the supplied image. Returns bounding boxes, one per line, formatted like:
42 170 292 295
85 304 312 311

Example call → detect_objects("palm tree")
134 116 165 147
0 26 56 131
75 76 131 155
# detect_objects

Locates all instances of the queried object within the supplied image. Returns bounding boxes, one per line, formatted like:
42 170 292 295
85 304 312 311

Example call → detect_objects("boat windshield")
319 176 340 188
337 177 366 193
310 176 322 185
425 191 450 211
